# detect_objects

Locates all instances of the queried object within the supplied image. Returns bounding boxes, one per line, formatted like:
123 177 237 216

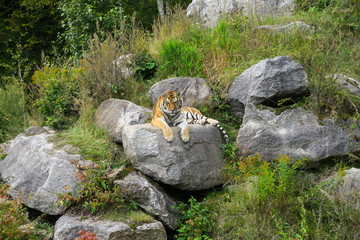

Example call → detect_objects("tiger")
151 91 229 143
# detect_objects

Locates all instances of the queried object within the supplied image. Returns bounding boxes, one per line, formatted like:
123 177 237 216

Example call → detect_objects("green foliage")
157 38 204 78
150 5 360 122
134 51 157 80
0 198 31 239
33 66 82 129
0 79 25 143
254 155 305 207
58 0 127 56
175 196 214 240
0 0 64 79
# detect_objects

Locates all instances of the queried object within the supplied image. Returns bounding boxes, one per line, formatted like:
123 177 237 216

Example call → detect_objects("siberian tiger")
151 91 229 143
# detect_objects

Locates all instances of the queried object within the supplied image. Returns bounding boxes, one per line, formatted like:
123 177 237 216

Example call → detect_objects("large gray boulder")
115 171 178 230
236 104 357 163
228 56 308 118
187 0 295 27
54 213 166 240
0 126 89 215
94 99 151 143
122 124 224 191
148 77 213 107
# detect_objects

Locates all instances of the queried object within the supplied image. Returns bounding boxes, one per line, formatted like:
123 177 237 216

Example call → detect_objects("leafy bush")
175 196 214 240
157 38 204 79
134 51 157 80
58 0 128 56
32 66 82 129
0 79 25 143
57 159 125 214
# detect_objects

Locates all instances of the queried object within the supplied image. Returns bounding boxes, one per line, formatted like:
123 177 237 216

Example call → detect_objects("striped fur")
151 91 229 143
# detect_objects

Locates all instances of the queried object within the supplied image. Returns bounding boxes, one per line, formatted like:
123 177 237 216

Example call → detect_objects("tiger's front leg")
151 117 173 142
177 119 189 143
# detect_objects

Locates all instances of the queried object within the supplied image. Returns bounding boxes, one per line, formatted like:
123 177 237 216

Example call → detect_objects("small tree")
58 0 126 57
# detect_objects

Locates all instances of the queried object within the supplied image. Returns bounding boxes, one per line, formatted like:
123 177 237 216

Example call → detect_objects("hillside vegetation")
1 0 360 239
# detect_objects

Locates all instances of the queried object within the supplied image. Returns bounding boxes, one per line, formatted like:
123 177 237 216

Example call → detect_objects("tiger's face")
161 91 182 116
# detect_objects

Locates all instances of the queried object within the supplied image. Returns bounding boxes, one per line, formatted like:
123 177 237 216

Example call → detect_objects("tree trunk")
156 0 165 20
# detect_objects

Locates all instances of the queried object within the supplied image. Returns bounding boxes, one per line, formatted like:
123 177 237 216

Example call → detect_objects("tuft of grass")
99 207 155 229
157 38 204 79
53 122 111 163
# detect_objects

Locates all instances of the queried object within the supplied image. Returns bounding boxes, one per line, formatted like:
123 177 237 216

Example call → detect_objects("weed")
76 230 99 240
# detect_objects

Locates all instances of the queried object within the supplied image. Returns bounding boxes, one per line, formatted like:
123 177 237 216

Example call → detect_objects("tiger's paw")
181 129 189 143
163 128 173 142
181 133 189 143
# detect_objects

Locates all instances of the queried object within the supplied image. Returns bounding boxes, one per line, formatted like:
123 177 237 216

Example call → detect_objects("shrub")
58 0 128 56
0 79 25 143
57 159 125 214
32 66 82 129
175 196 214 240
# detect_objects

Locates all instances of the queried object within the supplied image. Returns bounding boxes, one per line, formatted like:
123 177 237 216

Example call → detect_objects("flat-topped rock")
122 124 224 191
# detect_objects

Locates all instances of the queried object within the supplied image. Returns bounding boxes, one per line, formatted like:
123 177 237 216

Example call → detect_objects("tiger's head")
160 91 183 116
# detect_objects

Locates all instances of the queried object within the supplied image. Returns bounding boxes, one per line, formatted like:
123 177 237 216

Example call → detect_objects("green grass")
0 79 25 143
99 207 155 229
205 158 360 239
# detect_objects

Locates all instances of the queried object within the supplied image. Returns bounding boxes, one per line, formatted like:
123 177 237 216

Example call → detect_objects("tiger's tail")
207 119 229 144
